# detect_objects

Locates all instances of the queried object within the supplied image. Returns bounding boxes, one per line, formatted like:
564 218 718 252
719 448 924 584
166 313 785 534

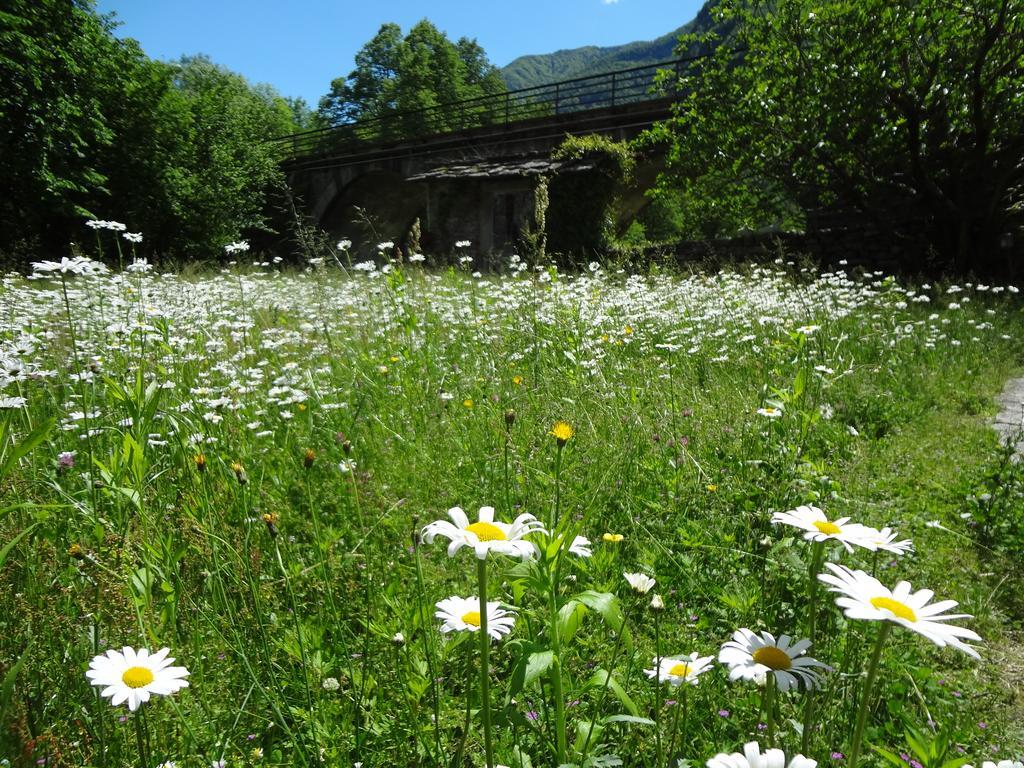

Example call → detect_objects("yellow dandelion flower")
602 533 624 543
463 398 474 409
550 421 574 446
512 375 523 386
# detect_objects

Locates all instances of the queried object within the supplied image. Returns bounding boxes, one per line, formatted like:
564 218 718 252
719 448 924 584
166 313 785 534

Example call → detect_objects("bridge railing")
271 55 704 162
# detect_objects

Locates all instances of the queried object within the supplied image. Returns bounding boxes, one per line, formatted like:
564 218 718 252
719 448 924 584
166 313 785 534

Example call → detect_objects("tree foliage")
652 0 1024 271
318 20 506 138
0 0 302 262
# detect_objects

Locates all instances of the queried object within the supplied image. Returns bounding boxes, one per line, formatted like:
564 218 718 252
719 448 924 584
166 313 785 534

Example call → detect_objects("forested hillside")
500 1 721 89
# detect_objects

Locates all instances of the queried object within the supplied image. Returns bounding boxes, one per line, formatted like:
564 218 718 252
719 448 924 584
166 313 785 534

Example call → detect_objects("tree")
166 55 293 257
0 0 121 257
318 22 404 127
0 0 304 262
317 20 507 138
652 0 1024 272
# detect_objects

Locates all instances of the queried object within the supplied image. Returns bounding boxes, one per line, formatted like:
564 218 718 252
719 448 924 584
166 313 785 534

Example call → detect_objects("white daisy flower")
771 505 880 552
85 647 190 711
706 741 817 768
623 572 656 594
645 652 714 686
818 563 982 658
568 535 592 557
867 526 914 555
756 405 784 419
969 761 1024 768
435 596 516 641
31 256 108 277
718 629 829 691
422 506 545 560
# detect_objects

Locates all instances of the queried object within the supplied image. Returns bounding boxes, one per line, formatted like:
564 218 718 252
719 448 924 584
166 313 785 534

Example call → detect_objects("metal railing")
270 54 706 162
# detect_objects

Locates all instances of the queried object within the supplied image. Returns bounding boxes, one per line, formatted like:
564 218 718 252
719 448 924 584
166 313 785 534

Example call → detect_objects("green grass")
0 257 1022 767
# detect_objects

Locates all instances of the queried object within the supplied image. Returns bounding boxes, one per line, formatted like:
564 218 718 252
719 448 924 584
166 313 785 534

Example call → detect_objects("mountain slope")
500 2 722 90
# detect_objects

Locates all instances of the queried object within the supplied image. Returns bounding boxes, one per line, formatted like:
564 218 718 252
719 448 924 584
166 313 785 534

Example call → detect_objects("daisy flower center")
751 646 792 670
813 520 842 535
121 666 155 688
668 662 692 678
466 521 507 541
870 596 917 622
461 610 482 627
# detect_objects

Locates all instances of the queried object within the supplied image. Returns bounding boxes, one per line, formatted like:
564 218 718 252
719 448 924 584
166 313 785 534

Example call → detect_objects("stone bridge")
273 59 693 258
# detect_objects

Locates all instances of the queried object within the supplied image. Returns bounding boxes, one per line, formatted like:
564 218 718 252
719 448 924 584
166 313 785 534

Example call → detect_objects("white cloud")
602 0 621 4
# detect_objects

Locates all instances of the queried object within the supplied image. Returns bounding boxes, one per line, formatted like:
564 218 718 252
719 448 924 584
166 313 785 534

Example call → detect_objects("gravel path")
994 376 1024 458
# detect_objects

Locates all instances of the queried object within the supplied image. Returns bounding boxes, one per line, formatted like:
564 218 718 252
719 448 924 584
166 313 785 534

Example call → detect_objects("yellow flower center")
466 522 507 542
668 662 692 678
751 646 792 670
121 666 155 689
813 520 842 535
461 611 482 627
870 596 917 622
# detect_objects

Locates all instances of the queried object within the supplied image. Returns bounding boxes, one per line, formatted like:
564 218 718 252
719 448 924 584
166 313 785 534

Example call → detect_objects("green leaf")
793 366 807 398
588 668 639 717
0 523 38 571
524 650 555 687
601 714 655 727
871 745 910 768
0 643 29 728
557 600 587 644
575 591 631 649
0 417 54 482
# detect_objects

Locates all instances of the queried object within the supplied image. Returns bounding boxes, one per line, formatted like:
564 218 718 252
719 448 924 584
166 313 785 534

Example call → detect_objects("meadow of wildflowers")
1 238 1023 767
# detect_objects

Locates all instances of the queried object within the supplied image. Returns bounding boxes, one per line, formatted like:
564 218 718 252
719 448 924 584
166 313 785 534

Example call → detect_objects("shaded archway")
318 170 428 258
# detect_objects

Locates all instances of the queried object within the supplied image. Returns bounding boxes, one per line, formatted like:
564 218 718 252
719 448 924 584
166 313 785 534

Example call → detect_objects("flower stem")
848 623 892 768
273 538 318 756
477 558 495 768
653 612 664 768
668 683 688 761
133 712 151 768
802 540 826 753
764 672 777 748
548 578 567 765
414 535 443 762
553 445 563 533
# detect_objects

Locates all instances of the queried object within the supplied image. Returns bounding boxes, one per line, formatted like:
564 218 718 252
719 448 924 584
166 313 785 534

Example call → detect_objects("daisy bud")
650 593 665 610
342 440 352 456
505 409 516 429
392 632 405 646
303 448 316 468
194 453 207 472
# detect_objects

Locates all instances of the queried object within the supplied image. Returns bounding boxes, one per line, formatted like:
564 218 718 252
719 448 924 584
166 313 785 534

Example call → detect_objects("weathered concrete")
994 376 1024 458
284 98 671 259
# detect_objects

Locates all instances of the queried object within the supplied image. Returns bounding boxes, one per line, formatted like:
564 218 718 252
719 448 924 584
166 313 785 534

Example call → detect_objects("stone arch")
316 168 428 256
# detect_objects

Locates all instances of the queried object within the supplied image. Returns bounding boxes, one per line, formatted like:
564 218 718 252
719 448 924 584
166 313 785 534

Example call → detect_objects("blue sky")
95 0 705 107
